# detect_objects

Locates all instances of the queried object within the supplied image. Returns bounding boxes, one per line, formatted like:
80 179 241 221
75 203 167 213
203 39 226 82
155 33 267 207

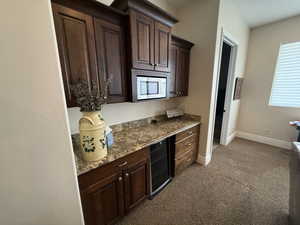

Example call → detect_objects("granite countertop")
72 116 201 176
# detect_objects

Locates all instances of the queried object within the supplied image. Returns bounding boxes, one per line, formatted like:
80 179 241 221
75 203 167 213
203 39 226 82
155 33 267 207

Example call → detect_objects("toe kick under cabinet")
78 148 150 225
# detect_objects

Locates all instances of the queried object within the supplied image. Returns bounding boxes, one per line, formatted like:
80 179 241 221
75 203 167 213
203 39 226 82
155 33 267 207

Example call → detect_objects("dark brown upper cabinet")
52 3 99 107
94 18 128 103
111 0 177 73
154 21 172 72
130 10 155 71
52 0 128 107
129 10 171 72
169 35 194 98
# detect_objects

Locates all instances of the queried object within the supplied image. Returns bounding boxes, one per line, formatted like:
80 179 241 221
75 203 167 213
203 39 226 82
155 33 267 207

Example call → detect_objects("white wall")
238 16 300 144
0 1 84 225
68 0 179 134
173 0 249 163
174 0 221 164
218 0 249 143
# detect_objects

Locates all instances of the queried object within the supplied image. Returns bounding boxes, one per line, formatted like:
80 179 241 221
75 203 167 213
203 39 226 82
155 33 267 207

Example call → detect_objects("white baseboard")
236 131 292 150
197 153 212 166
226 131 237 145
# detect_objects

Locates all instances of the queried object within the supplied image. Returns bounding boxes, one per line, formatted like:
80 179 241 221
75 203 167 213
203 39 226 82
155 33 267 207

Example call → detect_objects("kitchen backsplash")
68 98 183 134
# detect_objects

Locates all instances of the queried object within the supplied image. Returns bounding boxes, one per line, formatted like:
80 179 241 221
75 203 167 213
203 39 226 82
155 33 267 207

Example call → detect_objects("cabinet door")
94 18 128 103
169 45 178 97
177 48 190 96
81 172 124 225
52 3 99 107
123 159 149 213
130 10 155 70
154 22 171 72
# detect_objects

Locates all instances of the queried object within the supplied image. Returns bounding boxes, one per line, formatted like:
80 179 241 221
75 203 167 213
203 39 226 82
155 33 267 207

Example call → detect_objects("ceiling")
232 0 300 27
166 0 300 28
165 0 195 9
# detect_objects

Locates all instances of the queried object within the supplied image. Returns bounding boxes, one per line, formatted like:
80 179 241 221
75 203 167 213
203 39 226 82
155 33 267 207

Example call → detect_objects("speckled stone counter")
72 115 201 176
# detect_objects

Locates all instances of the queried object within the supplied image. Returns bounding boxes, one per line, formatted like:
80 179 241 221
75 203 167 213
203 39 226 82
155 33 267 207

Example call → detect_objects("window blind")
269 41 300 108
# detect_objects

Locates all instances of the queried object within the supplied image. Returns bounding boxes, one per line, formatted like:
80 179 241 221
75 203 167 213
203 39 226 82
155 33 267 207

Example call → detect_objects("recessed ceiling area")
165 0 195 9
232 0 300 28
166 0 300 28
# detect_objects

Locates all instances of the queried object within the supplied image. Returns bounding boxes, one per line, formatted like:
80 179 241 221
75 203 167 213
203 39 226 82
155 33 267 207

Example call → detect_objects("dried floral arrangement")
71 76 112 112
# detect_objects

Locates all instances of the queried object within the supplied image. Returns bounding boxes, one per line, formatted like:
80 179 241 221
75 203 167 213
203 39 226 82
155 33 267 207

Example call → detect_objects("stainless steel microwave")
137 76 167 100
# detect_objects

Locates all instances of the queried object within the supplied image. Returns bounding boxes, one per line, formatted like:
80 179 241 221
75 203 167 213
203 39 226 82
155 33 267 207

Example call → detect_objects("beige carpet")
117 138 290 225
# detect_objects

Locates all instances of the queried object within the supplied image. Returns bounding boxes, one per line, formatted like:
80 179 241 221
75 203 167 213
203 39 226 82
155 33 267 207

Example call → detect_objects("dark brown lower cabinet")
81 172 124 225
124 159 149 213
174 125 200 175
79 148 150 225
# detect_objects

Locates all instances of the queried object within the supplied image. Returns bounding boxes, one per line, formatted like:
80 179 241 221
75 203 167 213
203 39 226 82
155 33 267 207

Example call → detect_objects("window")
269 41 300 108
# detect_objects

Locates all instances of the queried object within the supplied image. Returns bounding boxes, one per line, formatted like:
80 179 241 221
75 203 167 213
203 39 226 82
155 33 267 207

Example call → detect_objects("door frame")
213 30 238 146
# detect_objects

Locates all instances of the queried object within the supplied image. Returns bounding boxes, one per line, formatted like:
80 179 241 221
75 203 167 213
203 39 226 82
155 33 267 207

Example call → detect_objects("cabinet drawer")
175 149 194 175
176 126 199 143
175 134 198 159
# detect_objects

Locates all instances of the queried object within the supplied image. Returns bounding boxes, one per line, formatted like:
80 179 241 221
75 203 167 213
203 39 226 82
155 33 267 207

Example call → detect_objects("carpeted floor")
117 138 290 225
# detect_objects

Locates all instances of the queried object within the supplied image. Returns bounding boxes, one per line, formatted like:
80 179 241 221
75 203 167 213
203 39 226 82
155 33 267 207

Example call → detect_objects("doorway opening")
211 32 238 151
214 42 232 145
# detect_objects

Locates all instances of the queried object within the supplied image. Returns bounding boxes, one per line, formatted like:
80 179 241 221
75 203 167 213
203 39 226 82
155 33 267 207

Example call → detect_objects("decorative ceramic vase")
79 111 107 162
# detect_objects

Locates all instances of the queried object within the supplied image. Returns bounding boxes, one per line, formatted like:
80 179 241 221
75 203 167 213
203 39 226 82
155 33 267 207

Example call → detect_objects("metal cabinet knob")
118 177 123 181
125 173 129 177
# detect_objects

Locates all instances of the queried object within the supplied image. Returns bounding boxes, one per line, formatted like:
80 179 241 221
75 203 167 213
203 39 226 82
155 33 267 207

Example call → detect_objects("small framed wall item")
233 77 244 100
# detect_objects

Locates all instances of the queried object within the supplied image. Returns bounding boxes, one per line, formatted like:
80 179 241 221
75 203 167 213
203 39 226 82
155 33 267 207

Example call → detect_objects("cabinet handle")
125 173 129 177
104 96 108 100
118 161 128 167
186 143 192 147
150 63 154 66
188 131 193 135
118 177 123 181
154 64 158 66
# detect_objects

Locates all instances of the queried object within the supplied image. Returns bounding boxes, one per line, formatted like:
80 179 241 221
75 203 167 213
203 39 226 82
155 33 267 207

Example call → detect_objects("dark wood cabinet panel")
170 36 194 98
130 10 155 71
176 48 190 96
154 21 171 72
129 10 171 72
81 172 124 225
124 159 149 213
52 3 99 107
79 147 150 225
174 125 200 175
169 45 178 97
94 18 128 103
